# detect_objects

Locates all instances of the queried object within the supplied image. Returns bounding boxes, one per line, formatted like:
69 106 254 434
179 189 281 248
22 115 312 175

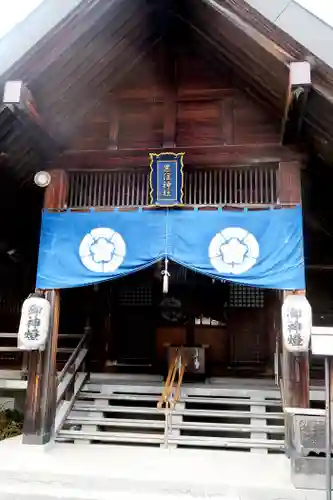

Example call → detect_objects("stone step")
57 429 284 449
85 382 282 398
66 415 285 433
79 391 282 407
73 402 284 419
57 378 286 452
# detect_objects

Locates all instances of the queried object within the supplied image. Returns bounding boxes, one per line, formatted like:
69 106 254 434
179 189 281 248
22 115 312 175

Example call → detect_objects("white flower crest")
208 227 259 275
79 227 126 273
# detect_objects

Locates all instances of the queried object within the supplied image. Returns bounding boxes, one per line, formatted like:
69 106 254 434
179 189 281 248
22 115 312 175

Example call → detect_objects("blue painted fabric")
36 207 305 290
36 210 166 289
169 207 305 290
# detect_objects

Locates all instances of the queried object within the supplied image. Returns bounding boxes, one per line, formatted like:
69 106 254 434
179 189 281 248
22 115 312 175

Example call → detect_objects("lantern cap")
28 290 44 299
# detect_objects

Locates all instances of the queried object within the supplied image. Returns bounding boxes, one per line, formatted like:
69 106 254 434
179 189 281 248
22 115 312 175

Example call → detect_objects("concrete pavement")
0 436 327 499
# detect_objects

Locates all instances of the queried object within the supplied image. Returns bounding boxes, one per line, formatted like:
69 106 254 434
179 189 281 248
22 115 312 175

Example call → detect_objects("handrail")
54 325 91 436
0 332 83 381
275 334 287 410
158 349 186 410
58 330 89 384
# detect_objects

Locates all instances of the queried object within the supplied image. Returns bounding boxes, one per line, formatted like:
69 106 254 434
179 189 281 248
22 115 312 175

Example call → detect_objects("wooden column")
22 170 67 444
278 160 309 408
264 290 280 375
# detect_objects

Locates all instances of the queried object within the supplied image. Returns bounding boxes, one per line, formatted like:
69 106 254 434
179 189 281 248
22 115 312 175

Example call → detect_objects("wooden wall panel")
71 102 110 151
233 92 280 145
118 102 164 149
69 46 281 153
176 100 222 146
177 53 232 99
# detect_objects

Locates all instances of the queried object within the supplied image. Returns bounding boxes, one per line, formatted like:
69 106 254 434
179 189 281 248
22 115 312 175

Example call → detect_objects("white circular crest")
79 227 126 273
208 227 259 275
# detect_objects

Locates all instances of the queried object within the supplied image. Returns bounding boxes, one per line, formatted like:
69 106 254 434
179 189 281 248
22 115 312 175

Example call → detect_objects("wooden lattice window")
229 284 264 308
118 286 153 306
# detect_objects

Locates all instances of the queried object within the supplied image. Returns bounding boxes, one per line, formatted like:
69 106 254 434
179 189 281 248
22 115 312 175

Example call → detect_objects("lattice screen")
67 165 278 208
118 286 153 306
229 284 264 308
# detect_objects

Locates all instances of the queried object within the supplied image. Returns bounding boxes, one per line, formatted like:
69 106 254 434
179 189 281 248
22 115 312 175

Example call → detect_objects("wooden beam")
162 33 177 149
202 0 291 64
108 95 119 150
114 87 234 102
178 7 288 115
22 170 67 444
281 62 311 145
278 161 302 204
58 144 304 170
44 170 68 208
3 81 44 127
2 82 60 162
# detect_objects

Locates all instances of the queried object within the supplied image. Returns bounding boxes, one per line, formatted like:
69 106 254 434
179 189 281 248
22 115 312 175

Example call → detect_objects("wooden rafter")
281 62 311 145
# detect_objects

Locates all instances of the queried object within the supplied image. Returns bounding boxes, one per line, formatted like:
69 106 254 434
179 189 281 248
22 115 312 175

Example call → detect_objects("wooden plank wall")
70 45 281 153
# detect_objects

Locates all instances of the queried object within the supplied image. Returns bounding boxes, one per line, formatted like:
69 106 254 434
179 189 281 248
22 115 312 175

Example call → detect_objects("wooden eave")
0 104 59 181
198 0 333 163
1 0 333 174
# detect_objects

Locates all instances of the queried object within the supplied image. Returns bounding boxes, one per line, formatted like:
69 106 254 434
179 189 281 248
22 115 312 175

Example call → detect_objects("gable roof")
245 0 333 69
1 0 333 170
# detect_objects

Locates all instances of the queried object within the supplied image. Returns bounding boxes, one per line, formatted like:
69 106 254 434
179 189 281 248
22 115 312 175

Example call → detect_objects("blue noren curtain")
36 207 305 290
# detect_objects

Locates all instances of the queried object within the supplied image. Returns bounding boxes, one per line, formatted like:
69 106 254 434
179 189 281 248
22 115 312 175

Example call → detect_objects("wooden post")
264 290 280 376
22 170 67 444
278 161 309 408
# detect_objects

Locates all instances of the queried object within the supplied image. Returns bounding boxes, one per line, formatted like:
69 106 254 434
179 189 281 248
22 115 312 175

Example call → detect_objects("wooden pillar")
22 170 67 444
264 289 280 375
278 161 309 408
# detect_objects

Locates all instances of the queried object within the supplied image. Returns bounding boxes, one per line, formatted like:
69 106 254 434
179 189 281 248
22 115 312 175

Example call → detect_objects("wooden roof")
0 0 333 174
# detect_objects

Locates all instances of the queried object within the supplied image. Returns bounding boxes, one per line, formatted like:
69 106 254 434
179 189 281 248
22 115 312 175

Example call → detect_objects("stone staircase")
56 374 285 453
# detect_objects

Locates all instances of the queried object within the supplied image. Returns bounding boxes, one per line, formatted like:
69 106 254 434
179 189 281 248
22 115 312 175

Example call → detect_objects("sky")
296 0 333 26
0 0 43 39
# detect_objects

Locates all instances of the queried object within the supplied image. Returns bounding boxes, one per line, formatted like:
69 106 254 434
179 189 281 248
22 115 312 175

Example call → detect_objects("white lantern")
18 294 51 351
282 294 312 353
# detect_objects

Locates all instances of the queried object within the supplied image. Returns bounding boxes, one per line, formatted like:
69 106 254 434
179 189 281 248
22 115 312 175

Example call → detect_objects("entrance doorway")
59 263 278 379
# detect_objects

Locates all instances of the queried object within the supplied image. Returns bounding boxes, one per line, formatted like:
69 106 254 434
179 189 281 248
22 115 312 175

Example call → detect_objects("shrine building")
0 0 333 484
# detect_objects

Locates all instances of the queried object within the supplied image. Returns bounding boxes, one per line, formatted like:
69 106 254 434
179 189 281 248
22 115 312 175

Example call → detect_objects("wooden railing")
0 332 28 385
157 349 186 447
54 324 91 436
158 350 186 411
157 349 186 448
0 332 84 390
67 165 279 209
